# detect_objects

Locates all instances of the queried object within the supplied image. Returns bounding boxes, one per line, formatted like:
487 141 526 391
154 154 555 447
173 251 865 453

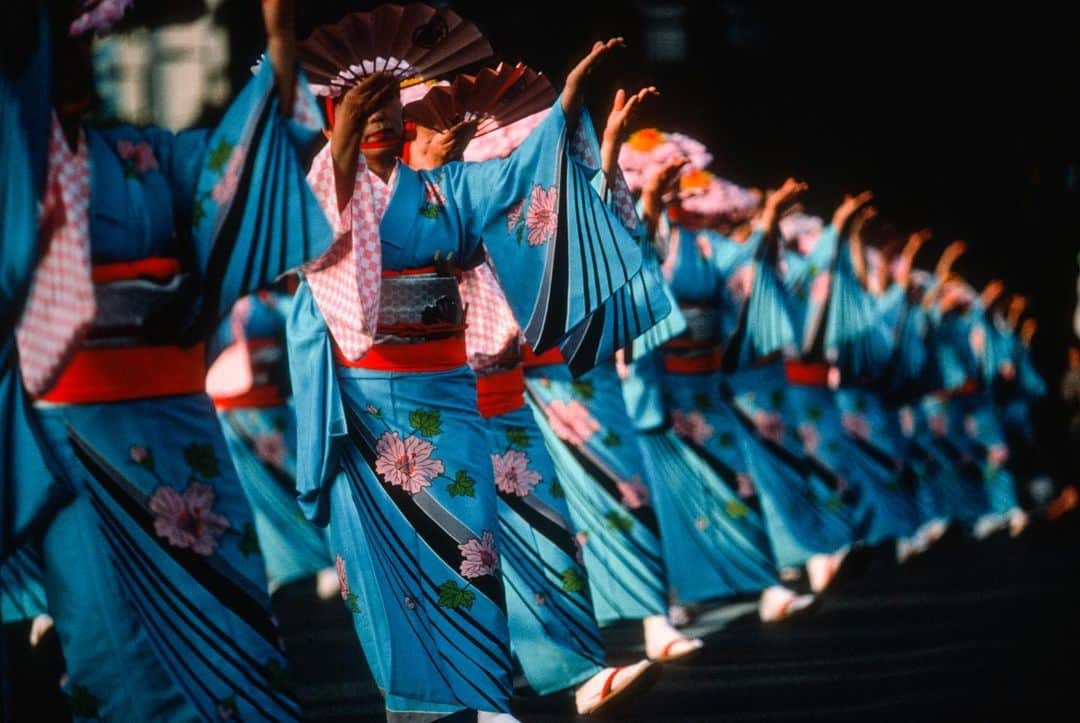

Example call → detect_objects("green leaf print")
447 470 476 498
409 409 443 438
693 393 712 411
505 426 529 450
807 406 823 423
549 479 565 498
419 203 441 219
825 495 844 511
769 388 786 408
571 380 595 400
239 523 260 557
601 431 621 447
346 593 362 614
561 568 586 594
191 196 207 227
207 138 234 173
604 511 634 533
436 581 476 610
717 432 735 448
69 685 100 718
725 499 750 519
183 443 220 478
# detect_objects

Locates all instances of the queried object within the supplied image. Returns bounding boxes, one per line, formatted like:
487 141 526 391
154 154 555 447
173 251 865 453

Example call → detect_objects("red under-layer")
476 366 526 418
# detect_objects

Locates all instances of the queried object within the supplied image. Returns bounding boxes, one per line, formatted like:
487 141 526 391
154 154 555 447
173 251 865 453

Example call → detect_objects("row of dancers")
1 1 1072 721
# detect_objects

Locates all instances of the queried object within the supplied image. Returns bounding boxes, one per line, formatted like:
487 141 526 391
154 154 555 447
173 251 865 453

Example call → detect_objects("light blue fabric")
24 57 328 721
524 363 667 624
485 404 604 695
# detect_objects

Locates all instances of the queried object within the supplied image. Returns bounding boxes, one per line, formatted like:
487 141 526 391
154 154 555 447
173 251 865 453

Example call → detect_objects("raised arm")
561 38 626 126
600 86 658 188
895 228 931 289
262 0 296 113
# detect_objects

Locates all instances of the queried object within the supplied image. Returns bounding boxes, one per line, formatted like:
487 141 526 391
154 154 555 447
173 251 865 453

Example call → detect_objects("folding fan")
297 3 495 97
676 170 759 223
618 128 713 192
403 62 556 137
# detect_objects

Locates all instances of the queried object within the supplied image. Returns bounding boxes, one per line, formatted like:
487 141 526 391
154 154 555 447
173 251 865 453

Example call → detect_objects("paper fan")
298 4 495 98
780 213 825 255
404 62 556 137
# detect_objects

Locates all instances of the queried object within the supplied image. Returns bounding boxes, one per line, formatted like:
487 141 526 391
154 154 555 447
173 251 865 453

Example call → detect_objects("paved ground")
7 515 1078 721
277 514 1080 722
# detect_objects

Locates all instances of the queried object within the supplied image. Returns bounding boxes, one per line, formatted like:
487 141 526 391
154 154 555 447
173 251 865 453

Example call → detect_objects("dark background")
220 0 1080 475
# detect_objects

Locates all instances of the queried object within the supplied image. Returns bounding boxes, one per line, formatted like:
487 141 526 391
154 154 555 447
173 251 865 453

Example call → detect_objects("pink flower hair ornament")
70 0 134 37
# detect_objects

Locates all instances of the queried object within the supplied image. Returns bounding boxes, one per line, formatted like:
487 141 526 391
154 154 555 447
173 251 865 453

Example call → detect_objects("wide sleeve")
725 230 798 371
442 99 645 358
285 281 347 526
0 10 51 336
821 239 891 382
156 58 333 340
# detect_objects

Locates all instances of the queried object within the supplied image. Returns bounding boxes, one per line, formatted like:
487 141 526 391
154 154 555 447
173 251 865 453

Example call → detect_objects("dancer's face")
360 94 405 164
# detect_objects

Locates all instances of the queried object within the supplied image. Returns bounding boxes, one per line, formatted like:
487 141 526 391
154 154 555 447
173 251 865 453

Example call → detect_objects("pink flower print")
988 444 1009 468
69 0 133 36
727 265 755 303
129 445 150 464
694 233 713 260
671 410 714 446
695 516 709 531
492 449 542 498
335 554 350 601
969 325 986 357
116 139 159 174
253 431 286 468
534 592 547 606
899 407 916 438
1000 361 1016 381
964 415 980 438
459 530 500 579
798 423 820 454
148 482 231 556
212 146 247 205
506 199 524 233
524 185 558 246
617 475 650 510
736 473 756 499
810 271 832 305
752 411 786 445
842 412 871 440
929 412 948 437
425 181 446 208
544 400 599 446
573 536 586 565
374 432 445 495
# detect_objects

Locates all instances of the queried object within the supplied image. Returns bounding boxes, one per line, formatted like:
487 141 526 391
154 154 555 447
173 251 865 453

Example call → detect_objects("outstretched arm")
561 38 626 126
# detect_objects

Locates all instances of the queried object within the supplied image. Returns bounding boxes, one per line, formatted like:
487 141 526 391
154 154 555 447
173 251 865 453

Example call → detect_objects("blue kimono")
628 223 781 602
286 102 649 720
12 54 331 721
211 293 331 591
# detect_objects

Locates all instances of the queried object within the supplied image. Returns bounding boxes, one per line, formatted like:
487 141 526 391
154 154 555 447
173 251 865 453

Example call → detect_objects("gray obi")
376 272 466 344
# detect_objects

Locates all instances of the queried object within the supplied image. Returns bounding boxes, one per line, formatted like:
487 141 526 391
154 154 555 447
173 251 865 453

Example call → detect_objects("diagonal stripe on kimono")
12 53 332 721
287 100 645 719
523 359 668 624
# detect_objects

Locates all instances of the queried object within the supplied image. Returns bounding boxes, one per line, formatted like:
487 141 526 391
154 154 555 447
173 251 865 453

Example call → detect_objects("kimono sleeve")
727 230 798 371
821 240 891 382
170 58 332 338
285 281 347 526
441 99 645 356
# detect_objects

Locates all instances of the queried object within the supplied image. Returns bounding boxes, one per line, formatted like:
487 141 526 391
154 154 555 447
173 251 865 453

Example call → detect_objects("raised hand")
1020 318 1038 345
979 279 1006 309
411 119 479 169
761 178 808 235
262 0 296 112
641 155 688 229
562 37 626 119
896 228 931 288
831 190 873 231
935 240 967 280
601 86 659 183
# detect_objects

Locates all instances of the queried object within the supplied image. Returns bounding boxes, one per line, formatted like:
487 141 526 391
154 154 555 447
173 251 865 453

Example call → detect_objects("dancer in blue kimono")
624 160 817 621
404 85 665 715
290 31 660 722
817 205 924 550
3 1 332 719
208 291 337 596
